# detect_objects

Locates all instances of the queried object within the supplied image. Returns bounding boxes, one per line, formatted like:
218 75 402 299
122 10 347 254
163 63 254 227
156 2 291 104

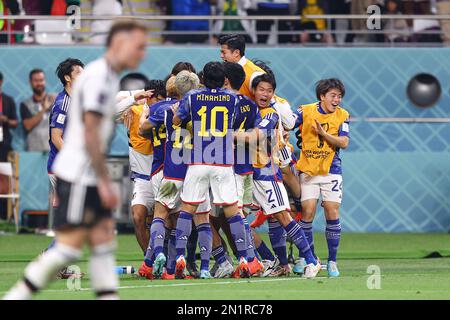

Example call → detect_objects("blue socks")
285 220 316 265
175 211 193 258
268 220 288 265
299 220 315 258
167 229 177 274
150 217 166 257
243 218 256 263
326 219 341 262
186 226 198 263
197 223 212 271
227 214 247 260
212 245 227 264
256 240 275 261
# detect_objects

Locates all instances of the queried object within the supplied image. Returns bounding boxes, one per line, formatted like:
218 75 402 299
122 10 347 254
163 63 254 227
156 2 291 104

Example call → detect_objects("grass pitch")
1 232 450 300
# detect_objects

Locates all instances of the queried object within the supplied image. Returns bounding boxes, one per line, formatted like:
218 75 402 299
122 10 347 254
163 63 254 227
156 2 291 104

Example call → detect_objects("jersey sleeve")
149 107 166 127
338 118 350 137
50 103 67 130
20 102 33 120
293 107 303 128
176 95 191 121
257 112 279 138
80 75 109 115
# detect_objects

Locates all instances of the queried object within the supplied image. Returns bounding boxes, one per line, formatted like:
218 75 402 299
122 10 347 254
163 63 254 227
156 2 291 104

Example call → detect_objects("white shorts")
252 179 290 215
131 178 155 211
151 170 164 199
300 173 343 204
235 173 254 208
181 165 238 206
156 178 212 214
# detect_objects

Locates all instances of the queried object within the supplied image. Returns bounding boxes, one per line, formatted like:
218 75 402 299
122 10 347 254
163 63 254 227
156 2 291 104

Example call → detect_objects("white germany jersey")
53 57 120 186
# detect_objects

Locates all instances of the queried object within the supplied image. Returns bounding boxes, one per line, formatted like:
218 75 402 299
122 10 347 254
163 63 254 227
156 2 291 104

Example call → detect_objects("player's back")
233 94 261 175
187 87 238 165
53 57 119 185
148 98 174 176
47 89 70 173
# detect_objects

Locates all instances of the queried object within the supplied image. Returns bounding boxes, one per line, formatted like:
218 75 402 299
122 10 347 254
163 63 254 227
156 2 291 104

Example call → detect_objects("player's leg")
212 167 249 276
255 179 319 278
164 213 178 279
176 166 208 277
267 216 289 275
186 224 199 278
321 174 343 277
151 178 184 277
87 217 119 300
299 173 320 259
131 178 154 254
193 211 212 279
4 179 88 300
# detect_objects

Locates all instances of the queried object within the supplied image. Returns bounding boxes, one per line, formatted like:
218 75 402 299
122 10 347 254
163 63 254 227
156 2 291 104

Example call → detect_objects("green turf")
1 233 450 300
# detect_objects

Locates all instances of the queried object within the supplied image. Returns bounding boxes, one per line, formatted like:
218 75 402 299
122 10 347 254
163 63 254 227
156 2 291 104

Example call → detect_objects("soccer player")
235 73 321 279
218 34 297 132
4 20 148 300
221 61 264 277
47 58 84 207
173 62 251 278
293 78 350 277
140 71 213 279
120 80 166 254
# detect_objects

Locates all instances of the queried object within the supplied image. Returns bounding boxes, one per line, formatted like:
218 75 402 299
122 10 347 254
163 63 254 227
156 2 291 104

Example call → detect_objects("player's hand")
42 94 56 112
134 90 154 102
171 101 180 113
312 119 326 137
98 178 119 209
0 115 8 123
122 108 133 130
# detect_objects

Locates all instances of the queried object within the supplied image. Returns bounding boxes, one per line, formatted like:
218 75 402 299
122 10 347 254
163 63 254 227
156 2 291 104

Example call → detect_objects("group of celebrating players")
4 22 349 300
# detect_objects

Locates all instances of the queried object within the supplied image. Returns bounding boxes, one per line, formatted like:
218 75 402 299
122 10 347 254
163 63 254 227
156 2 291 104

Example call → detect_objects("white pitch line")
1 276 329 295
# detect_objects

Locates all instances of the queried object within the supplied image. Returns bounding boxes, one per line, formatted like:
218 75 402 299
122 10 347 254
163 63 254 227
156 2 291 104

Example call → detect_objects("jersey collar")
238 56 247 66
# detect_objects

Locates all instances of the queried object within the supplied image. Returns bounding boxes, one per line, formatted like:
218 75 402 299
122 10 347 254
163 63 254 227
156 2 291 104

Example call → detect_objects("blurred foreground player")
4 20 148 300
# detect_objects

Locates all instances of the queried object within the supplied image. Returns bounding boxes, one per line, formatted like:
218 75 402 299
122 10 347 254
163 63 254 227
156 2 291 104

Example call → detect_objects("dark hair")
56 58 84 86
203 62 225 89
252 73 276 91
106 20 147 47
197 70 204 85
222 62 245 91
252 59 275 80
218 34 246 57
120 72 149 90
315 78 345 100
145 79 167 99
29 68 44 81
171 62 196 76
0 71 3 82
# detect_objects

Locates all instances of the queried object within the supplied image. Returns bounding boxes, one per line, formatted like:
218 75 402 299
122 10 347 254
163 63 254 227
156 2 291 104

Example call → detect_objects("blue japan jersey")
253 108 283 181
233 94 261 175
177 88 238 166
47 89 70 173
148 98 174 176
149 102 192 180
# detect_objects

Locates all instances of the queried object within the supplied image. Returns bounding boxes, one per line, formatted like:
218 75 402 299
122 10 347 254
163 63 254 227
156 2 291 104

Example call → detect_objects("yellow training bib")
296 102 349 176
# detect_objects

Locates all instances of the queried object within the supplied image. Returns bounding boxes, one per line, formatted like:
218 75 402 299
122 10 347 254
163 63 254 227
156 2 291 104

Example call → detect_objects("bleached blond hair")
166 76 178 98
175 70 200 96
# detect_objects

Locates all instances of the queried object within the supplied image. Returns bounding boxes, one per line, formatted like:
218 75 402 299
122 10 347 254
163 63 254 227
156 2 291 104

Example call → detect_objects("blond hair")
166 76 178 98
175 70 200 96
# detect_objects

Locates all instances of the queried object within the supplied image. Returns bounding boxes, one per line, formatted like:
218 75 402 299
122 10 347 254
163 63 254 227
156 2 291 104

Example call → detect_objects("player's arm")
115 90 154 121
313 118 350 149
173 95 190 126
273 97 297 130
50 106 67 151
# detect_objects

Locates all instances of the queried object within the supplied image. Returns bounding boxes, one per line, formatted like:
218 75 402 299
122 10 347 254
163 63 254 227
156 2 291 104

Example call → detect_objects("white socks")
89 241 119 300
3 243 82 300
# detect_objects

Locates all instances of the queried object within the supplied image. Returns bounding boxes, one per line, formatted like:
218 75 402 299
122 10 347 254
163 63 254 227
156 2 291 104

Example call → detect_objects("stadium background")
0 46 449 233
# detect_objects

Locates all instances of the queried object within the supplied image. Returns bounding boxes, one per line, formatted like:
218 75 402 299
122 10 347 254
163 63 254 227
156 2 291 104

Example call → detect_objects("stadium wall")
1 47 449 232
